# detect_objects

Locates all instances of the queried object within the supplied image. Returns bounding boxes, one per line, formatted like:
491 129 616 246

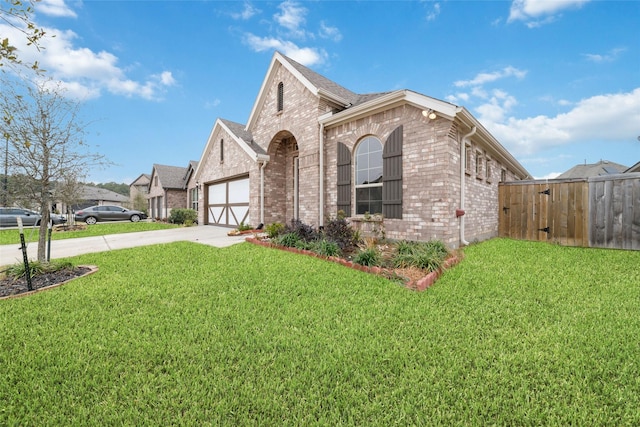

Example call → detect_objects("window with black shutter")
337 142 351 216
382 125 403 219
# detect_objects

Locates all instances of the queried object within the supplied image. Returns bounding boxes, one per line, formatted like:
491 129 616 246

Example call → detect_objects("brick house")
192 52 530 248
148 163 196 220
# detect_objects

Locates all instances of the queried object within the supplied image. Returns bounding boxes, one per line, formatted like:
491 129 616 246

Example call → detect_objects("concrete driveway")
0 225 249 264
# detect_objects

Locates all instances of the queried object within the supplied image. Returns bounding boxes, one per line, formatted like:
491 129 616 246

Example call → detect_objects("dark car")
0 207 67 228
74 205 147 225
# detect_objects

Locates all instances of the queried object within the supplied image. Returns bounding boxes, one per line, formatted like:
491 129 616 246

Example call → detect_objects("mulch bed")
244 237 463 291
0 266 96 299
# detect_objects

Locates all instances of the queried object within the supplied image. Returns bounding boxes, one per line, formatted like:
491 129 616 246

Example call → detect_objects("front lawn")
0 221 180 245
1 239 638 425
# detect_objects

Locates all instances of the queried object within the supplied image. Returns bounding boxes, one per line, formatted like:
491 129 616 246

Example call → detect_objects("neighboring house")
56 185 130 214
557 160 628 179
130 173 151 201
148 163 195 220
625 161 640 173
193 51 530 248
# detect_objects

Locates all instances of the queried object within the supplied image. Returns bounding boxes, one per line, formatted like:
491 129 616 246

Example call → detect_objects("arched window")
355 136 383 215
277 82 284 112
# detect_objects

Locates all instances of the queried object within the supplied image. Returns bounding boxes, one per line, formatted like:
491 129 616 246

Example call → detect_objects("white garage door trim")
207 176 249 227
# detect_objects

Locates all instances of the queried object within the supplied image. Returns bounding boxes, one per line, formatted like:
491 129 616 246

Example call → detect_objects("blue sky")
4 0 639 183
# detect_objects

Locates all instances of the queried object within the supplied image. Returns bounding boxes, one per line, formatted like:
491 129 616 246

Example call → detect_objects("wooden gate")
499 180 589 246
499 174 640 250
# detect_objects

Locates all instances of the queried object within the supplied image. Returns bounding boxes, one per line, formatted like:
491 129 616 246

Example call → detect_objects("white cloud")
1 20 176 101
274 0 307 37
231 2 260 20
508 0 590 26
426 2 441 22
319 21 342 42
484 88 640 156
36 0 77 18
244 33 326 66
533 172 562 180
583 47 626 63
454 66 527 87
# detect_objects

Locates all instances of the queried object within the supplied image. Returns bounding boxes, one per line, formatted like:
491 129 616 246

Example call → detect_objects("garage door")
207 177 249 227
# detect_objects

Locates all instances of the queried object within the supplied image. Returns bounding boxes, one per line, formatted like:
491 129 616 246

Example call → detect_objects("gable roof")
79 185 129 203
130 173 150 187
152 164 189 189
625 160 640 173
228 51 529 179
194 118 268 181
558 160 628 179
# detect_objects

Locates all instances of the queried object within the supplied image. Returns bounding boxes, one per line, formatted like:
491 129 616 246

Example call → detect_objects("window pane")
356 187 382 215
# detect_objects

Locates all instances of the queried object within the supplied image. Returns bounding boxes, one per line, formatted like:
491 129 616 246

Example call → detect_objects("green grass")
0 222 180 245
1 238 639 425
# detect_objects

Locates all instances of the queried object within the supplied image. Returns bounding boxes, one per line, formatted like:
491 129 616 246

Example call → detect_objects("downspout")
260 160 268 225
319 122 325 226
460 126 476 246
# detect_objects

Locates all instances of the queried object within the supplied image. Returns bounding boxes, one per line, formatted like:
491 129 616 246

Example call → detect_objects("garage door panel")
206 176 249 227
208 183 226 204
228 178 250 204
229 206 249 226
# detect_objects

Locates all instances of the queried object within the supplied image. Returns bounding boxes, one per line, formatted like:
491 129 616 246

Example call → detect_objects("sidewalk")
0 226 248 264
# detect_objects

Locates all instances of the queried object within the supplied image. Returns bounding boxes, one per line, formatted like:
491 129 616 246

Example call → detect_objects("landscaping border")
0 265 99 300
244 237 462 291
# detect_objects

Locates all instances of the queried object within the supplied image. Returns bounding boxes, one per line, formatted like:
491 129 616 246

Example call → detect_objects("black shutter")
337 142 351 216
383 125 403 219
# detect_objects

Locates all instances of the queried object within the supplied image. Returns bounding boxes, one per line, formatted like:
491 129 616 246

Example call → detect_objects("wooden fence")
499 173 640 250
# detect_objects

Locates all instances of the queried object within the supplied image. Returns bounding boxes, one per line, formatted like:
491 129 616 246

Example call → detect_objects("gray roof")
220 118 267 155
625 160 640 173
282 55 360 105
153 164 189 189
80 185 129 203
557 160 628 179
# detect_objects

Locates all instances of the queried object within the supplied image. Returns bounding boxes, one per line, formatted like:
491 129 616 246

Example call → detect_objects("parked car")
74 205 147 225
0 207 67 228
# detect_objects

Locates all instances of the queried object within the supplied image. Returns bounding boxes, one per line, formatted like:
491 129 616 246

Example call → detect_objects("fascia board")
456 107 531 179
319 90 458 126
218 120 263 162
319 90 407 126
317 88 350 107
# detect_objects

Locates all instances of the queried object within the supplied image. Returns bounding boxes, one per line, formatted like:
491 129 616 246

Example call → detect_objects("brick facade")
193 52 530 247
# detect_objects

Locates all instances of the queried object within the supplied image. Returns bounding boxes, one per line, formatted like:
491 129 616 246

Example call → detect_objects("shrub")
5 260 75 279
276 232 302 248
168 208 197 225
353 247 380 266
393 240 449 272
310 239 341 257
237 222 253 232
285 219 317 242
322 217 359 251
265 222 285 239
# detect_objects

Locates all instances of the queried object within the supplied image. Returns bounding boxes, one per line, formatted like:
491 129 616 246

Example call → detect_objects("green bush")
276 232 302 248
168 208 197 225
393 240 449 272
265 222 285 239
310 239 341 257
353 247 380 266
5 259 75 279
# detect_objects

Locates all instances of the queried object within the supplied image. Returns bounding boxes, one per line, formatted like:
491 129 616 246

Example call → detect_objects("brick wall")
249 62 327 227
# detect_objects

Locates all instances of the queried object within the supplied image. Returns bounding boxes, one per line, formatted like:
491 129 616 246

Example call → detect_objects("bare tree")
1 75 109 261
1 0 47 72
